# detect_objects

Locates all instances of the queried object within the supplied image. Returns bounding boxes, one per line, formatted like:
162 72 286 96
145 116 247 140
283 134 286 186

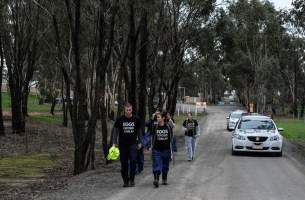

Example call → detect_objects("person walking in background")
113 103 142 187
183 112 199 161
166 112 175 129
166 112 177 153
135 136 145 175
135 117 148 175
150 112 173 188
146 110 161 138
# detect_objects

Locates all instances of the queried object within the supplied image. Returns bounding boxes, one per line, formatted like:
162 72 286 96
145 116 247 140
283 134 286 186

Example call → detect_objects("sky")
217 0 293 10
268 0 292 9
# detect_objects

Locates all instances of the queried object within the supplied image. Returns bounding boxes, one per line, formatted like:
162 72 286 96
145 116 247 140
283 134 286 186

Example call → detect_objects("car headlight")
234 134 246 140
270 135 280 141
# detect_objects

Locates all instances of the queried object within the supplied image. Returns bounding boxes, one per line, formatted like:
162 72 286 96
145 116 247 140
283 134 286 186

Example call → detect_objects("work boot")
123 181 129 187
153 173 159 188
162 173 168 185
129 178 135 187
123 178 129 187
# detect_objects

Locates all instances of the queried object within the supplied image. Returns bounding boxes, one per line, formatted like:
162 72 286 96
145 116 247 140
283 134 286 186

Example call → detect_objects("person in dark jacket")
150 112 173 188
166 112 177 152
113 103 142 187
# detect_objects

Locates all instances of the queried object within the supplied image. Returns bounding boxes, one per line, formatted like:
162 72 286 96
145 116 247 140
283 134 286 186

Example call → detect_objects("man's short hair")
124 102 132 108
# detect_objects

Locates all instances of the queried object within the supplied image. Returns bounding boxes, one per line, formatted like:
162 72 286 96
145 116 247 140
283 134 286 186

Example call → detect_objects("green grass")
1 92 59 113
0 153 55 178
1 92 64 125
1 92 11 110
31 115 63 125
275 118 305 143
27 95 55 113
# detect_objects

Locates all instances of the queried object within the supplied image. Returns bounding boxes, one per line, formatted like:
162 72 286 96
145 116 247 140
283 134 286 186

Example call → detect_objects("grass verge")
275 118 305 143
30 115 63 125
0 153 55 178
1 92 60 113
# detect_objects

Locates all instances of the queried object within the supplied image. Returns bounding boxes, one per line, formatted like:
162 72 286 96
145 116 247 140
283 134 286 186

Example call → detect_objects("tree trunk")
293 57 298 118
66 0 92 175
0 34 5 135
166 79 179 116
10 88 25 134
50 97 56 115
169 84 179 116
2 1 40 134
22 41 38 117
52 15 72 126
22 8 40 118
100 104 108 161
157 80 164 109
2 24 25 134
116 67 124 118
138 9 148 131
127 0 137 113
6 46 25 134
148 82 156 117
212 79 216 104
22 89 30 117
99 0 116 161
61 77 68 127
300 98 305 118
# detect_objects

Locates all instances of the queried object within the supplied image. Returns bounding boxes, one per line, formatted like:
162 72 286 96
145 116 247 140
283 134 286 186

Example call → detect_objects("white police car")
226 110 247 131
232 115 283 156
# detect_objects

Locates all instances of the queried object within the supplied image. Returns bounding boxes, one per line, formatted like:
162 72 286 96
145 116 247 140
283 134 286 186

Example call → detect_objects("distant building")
1 82 39 94
184 96 202 104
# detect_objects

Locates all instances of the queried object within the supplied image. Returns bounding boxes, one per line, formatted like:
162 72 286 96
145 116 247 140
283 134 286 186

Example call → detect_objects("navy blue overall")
151 124 172 175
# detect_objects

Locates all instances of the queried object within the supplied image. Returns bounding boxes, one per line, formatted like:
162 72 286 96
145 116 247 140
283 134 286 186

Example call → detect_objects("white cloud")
216 0 293 10
267 0 292 9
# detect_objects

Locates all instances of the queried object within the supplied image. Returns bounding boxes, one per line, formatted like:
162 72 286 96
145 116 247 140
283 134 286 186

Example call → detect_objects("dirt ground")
0 116 185 200
0 116 83 200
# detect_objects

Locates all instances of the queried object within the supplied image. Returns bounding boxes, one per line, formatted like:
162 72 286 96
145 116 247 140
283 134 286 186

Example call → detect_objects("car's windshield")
231 113 242 119
238 119 275 130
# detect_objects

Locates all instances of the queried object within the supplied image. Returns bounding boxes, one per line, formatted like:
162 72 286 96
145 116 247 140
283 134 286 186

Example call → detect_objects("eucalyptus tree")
1 0 44 133
216 0 287 112
292 0 305 117
0 5 5 135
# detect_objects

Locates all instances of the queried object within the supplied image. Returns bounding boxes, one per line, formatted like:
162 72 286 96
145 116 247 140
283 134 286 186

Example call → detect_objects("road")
106 105 305 200
39 105 305 200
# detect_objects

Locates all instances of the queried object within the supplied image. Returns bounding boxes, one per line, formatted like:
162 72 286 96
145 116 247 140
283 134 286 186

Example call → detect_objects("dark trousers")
152 149 171 175
136 148 144 174
119 144 137 183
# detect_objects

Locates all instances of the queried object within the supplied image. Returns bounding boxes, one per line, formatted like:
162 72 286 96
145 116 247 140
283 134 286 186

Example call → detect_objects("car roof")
231 110 247 114
242 112 261 115
241 115 271 120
